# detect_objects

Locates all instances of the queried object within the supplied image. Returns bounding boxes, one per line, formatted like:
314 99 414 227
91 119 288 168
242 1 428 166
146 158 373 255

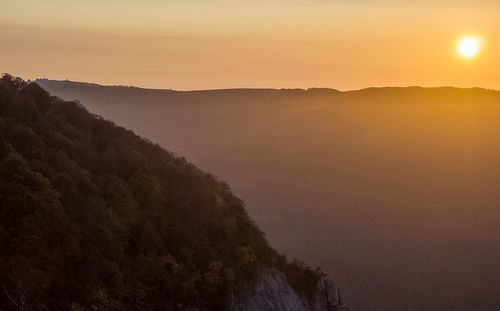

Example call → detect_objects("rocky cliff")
229 270 346 311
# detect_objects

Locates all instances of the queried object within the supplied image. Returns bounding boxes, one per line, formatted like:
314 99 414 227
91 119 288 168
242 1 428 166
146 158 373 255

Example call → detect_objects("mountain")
36 78 500 310
0 74 346 311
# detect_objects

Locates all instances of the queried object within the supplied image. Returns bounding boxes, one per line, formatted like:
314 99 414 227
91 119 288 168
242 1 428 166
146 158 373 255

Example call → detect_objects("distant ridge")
344 85 499 94
33 79 498 95
33 79 340 95
34 79 499 111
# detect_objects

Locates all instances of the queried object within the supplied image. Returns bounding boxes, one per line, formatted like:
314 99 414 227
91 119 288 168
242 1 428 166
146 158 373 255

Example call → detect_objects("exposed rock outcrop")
310 276 346 311
229 270 347 311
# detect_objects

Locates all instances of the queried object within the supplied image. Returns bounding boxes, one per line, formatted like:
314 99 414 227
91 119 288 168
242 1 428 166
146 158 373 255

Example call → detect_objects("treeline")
0 74 321 310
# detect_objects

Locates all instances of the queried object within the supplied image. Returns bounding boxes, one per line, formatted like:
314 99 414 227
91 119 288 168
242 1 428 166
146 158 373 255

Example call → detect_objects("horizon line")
27 77 500 94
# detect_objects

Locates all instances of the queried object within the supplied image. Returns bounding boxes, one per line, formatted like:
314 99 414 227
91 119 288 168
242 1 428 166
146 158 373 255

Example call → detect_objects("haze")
2 0 500 90
39 80 500 310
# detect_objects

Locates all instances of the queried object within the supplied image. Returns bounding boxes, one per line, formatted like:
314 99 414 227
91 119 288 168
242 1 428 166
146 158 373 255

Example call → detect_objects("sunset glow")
1 0 499 90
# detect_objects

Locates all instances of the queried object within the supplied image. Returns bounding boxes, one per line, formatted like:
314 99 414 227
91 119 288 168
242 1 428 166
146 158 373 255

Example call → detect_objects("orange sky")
1 0 499 90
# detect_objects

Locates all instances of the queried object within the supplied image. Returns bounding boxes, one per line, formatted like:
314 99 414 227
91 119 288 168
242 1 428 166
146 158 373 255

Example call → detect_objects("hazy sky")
1 0 499 90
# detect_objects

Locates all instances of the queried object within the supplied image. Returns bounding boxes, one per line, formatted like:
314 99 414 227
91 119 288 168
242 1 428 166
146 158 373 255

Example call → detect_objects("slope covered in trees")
0 74 323 311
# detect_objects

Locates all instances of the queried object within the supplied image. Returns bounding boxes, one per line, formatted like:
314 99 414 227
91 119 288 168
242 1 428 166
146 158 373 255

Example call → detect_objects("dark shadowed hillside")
37 78 500 311
0 75 345 311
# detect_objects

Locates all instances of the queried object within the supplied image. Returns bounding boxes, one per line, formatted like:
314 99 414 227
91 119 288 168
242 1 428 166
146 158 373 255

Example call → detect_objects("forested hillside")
0 74 323 311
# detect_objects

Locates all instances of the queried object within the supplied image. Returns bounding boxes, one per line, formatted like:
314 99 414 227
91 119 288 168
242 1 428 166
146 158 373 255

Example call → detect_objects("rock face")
311 276 346 311
228 270 346 311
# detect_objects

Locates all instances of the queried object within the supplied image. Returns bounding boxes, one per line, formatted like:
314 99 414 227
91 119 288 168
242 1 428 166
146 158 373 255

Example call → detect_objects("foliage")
0 74 321 310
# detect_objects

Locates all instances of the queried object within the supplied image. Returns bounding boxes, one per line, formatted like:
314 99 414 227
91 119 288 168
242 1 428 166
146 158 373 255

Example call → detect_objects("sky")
1 0 499 90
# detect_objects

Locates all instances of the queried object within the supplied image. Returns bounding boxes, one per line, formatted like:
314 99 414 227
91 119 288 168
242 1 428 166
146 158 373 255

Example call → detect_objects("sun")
458 37 480 58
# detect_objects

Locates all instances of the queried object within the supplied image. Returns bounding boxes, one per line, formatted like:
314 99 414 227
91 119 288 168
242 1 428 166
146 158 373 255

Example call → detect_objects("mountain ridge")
32 78 499 95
